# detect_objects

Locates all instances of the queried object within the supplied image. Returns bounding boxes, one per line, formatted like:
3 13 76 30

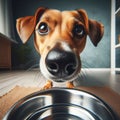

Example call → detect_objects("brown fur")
16 7 104 89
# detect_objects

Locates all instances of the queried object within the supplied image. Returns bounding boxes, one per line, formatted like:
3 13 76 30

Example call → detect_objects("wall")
0 0 15 39
116 13 120 68
11 0 111 69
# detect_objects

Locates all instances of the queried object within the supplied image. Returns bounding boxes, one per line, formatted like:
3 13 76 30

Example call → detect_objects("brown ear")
88 19 104 46
16 7 47 43
77 9 89 32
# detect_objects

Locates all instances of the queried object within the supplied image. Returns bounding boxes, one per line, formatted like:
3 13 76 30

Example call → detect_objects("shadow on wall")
12 37 40 70
12 44 32 69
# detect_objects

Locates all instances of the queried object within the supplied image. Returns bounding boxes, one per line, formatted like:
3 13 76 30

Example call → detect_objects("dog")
16 7 104 89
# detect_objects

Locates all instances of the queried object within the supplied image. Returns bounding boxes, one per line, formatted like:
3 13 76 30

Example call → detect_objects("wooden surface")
0 86 120 119
0 37 11 69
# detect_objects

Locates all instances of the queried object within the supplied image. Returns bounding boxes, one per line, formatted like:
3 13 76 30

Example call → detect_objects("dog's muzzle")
45 48 79 81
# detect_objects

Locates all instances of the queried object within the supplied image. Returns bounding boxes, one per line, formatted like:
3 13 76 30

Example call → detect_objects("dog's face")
16 7 104 82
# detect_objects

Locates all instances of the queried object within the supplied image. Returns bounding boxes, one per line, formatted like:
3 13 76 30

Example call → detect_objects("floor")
0 69 120 96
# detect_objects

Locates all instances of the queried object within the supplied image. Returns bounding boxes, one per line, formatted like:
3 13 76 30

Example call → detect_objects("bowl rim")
3 87 119 120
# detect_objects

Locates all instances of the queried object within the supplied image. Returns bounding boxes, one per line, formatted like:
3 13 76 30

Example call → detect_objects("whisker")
26 64 39 71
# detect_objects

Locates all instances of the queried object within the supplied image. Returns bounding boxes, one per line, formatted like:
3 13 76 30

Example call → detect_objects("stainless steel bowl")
3 88 119 120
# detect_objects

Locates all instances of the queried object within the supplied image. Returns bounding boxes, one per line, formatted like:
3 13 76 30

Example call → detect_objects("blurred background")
0 0 120 95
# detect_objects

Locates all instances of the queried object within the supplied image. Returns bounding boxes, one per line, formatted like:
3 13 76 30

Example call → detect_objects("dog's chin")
44 74 79 83
51 76 78 83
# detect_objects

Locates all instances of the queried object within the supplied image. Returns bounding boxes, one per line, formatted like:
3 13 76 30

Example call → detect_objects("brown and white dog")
16 7 104 89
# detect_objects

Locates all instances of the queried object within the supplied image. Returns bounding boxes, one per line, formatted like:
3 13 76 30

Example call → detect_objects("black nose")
45 48 78 78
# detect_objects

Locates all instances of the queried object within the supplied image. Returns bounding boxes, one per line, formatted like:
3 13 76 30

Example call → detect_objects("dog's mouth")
42 47 81 82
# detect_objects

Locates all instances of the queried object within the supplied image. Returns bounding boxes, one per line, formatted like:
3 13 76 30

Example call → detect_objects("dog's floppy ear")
88 19 104 46
77 9 104 47
16 7 47 43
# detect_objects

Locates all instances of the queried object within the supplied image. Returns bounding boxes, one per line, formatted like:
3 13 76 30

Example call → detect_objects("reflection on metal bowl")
3 88 119 120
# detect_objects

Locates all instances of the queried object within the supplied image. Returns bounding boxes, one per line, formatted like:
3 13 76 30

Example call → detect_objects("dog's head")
16 7 104 82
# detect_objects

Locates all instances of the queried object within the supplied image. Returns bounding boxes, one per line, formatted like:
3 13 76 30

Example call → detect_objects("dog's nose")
45 48 78 79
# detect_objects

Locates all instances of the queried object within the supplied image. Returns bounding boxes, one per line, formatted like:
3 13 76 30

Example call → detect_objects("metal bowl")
3 88 119 120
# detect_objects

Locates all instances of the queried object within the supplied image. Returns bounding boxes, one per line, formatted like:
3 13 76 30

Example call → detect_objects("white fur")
61 41 72 52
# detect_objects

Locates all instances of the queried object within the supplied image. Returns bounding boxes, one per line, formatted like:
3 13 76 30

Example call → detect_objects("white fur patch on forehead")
60 41 72 52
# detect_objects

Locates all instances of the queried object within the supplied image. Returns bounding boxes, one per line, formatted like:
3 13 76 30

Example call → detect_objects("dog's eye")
38 22 49 35
72 24 85 38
